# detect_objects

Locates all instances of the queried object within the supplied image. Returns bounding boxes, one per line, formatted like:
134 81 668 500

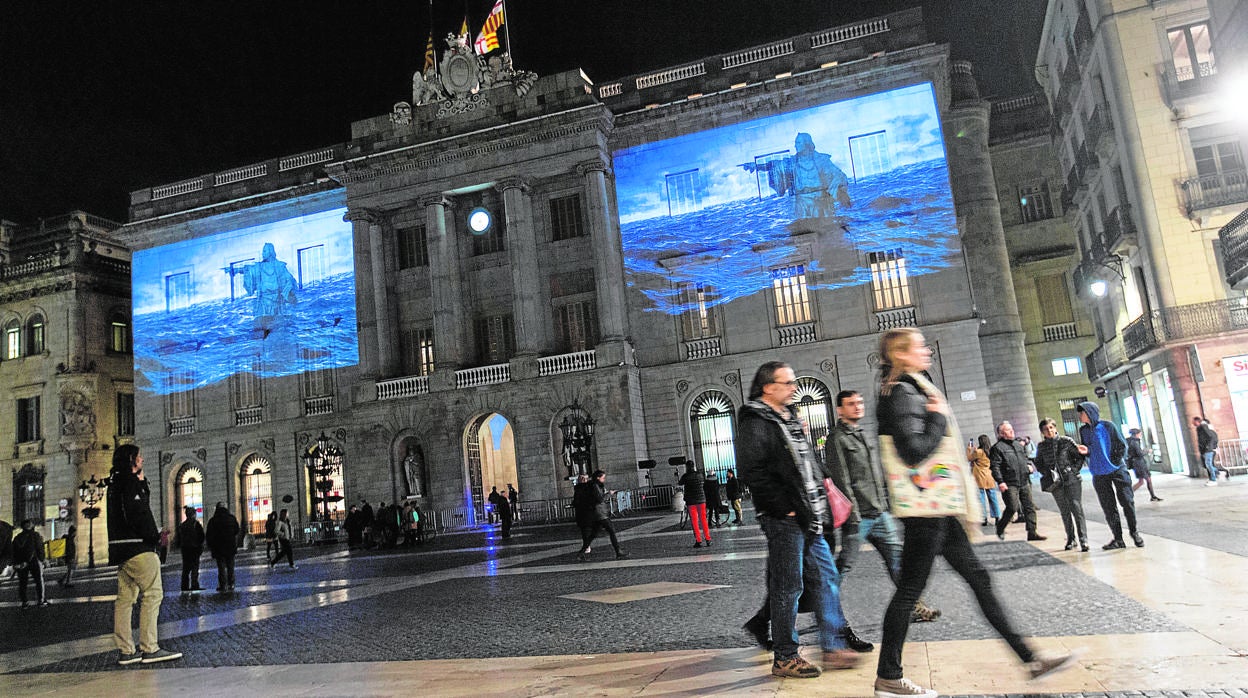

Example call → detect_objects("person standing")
990 421 1045 542
968 435 1000 527
679 462 711 547
1194 417 1220 485
738 361 859 679
205 503 240 592
1035 419 1089 552
507 483 519 522
175 506 205 592
497 495 513 540
1078 402 1143 549
1127 429 1162 501
108 444 182 665
263 512 278 561
269 509 297 570
704 470 723 529
12 519 49 608
724 471 744 524
871 329 1073 698
573 471 628 561
59 525 78 588
487 486 502 524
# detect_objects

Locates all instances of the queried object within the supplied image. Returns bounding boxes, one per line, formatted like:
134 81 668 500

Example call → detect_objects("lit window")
677 282 718 340
401 327 435 376
1168 23 1216 84
4 320 20 359
771 264 812 326
869 250 912 310
1051 357 1082 376
109 313 132 353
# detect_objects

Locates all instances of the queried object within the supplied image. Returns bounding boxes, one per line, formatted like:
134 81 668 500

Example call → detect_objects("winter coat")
106 467 160 565
1197 422 1219 453
679 470 706 504
573 480 609 526
967 446 995 490
989 438 1031 488
205 509 241 559
12 529 44 565
176 518 205 554
1034 436 1084 491
736 400 826 530
826 419 888 524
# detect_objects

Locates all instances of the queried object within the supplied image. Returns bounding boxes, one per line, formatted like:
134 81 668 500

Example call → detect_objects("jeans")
877 517 1033 680
1202 451 1218 481
180 548 202 590
978 488 1001 519
114 552 163 654
837 512 903 585
215 554 236 589
996 483 1038 537
1050 479 1087 545
580 519 622 554
759 515 847 659
271 538 295 567
16 560 45 603
1092 467 1137 540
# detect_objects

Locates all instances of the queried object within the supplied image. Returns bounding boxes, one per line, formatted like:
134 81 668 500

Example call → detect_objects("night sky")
0 1 1047 224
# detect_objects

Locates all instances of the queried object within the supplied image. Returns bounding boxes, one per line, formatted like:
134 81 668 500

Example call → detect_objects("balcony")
682 337 722 361
304 395 336 415
1219 207 1248 289
1101 204 1137 253
777 322 817 346
1109 299 1248 371
234 406 262 426
168 417 195 437
1085 335 1127 382
1159 61 1219 107
1042 322 1078 342
1182 170 1248 217
377 375 429 400
875 307 917 331
537 349 597 376
1122 315 1161 358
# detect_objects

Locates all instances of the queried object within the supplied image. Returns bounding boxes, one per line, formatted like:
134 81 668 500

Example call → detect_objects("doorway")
464 413 517 523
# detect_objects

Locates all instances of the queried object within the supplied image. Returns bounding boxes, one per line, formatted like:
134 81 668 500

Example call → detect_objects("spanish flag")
474 0 505 55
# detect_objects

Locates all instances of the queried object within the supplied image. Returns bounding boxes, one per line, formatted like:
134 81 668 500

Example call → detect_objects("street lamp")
302 431 343 539
559 400 596 478
77 474 109 570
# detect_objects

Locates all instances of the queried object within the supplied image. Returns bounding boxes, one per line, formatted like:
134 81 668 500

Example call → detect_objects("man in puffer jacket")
1077 402 1143 550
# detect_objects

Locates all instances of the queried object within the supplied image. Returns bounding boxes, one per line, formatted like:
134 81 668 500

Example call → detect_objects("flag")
474 0 505 55
459 15 469 37
423 29 435 72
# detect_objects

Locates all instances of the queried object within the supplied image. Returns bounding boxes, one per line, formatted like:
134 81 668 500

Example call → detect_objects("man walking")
108 444 182 664
725 470 744 524
825 389 941 638
175 506 205 592
269 509 297 570
1194 416 1220 485
1078 402 1144 549
738 361 858 678
59 525 77 588
12 519 49 608
205 502 240 592
574 471 628 561
990 421 1045 542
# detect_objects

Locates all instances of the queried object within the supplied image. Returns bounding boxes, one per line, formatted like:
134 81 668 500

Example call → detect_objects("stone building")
117 8 1038 533
1039 0 1248 474
0 212 132 566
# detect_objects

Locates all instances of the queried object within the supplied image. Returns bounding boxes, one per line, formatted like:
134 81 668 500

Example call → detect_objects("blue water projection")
132 205 358 396
612 82 959 314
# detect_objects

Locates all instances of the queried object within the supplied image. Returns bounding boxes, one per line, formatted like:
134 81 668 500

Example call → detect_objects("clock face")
441 52 480 97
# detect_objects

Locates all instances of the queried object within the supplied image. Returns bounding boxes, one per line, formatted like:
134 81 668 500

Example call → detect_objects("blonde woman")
967 434 1000 527
871 328 1073 698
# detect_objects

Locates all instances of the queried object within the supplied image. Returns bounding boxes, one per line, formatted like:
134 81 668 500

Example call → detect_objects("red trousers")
688 503 710 542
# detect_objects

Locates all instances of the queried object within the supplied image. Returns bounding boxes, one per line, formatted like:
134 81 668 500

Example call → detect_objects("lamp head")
1089 279 1108 297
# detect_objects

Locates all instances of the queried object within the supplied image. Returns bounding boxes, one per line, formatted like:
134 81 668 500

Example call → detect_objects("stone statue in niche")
403 444 426 498
390 101 412 126
60 391 95 436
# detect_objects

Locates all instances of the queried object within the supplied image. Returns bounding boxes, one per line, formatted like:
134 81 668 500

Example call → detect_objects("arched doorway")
794 376 834 446
240 455 273 536
176 465 204 521
464 413 516 523
690 390 736 480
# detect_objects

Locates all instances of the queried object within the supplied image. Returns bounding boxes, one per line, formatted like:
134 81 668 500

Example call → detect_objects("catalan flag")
423 29 435 72
474 0 505 55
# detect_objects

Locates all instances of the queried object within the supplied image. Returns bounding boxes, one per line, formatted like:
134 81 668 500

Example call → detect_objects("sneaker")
843 626 875 653
1080 543 1090 552
1103 539 1126 550
874 676 938 698
1028 651 1077 680
742 616 771 649
1063 540 1075 551
1131 532 1145 547
117 651 142 666
140 648 183 664
1206 481 1219 487
771 655 821 678
38 599 50 606
822 649 861 670
693 541 703 548
1150 496 1163 501
704 539 712 546
288 565 298 570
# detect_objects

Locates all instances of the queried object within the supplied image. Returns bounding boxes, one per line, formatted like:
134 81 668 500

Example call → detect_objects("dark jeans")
877 517 1033 680
759 515 846 659
996 483 1038 537
1092 467 1137 541
16 560 45 603
580 520 621 553
1050 479 1087 545
271 538 295 567
837 512 903 584
215 554 236 589
180 548 202 590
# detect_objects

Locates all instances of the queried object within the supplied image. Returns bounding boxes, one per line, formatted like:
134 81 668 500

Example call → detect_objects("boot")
843 625 874 652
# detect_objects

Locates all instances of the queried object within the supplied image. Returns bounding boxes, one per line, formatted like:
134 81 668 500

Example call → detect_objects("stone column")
64 231 87 370
946 61 1038 434
421 194 465 372
577 158 629 346
500 177 546 356
344 209 398 378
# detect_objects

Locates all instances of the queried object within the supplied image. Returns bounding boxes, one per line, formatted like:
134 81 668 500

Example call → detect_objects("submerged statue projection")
744 132 852 219
242 243 297 318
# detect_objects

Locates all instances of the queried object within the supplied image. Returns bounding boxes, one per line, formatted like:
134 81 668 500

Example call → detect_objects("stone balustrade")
875 306 917 331
538 350 597 376
777 322 817 346
215 163 268 186
304 395 336 415
168 417 195 436
456 363 511 388
810 17 890 48
376 375 429 400
682 337 722 360
1042 322 1078 342
234 406 263 426
721 41 795 69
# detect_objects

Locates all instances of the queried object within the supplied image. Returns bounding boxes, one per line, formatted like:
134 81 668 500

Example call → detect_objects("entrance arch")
794 376 834 446
463 413 517 523
239 454 273 536
690 390 737 480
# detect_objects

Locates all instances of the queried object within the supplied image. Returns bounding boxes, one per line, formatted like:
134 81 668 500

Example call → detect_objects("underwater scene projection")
132 200 357 397
612 82 958 314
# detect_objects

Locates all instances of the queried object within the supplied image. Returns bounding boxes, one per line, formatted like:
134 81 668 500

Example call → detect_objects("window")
1193 141 1244 180
554 300 599 353
297 244 326 288
109 312 131 353
475 314 515 364
177 466 204 520
4 319 20 359
397 224 428 269
677 282 718 340
300 347 334 398
400 327 436 376
1035 274 1075 326
26 314 44 355
229 357 263 410
1168 23 1216 84
241 455 273 536
166 369 196 419
665 169 702 216
550 194 585 241
117 393 135 436
689 390 737 480
1059 396 1088 437
793 377 833 447
868 251 912 311
1052 357 1082 376
12 464 45 527
849 130 891 180
165 271 191 312
17 396 41 442
771 264 812 325
226 258 255 301
1018 181 1054 223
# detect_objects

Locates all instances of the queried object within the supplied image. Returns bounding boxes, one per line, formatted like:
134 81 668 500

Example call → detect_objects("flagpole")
502 0 513 61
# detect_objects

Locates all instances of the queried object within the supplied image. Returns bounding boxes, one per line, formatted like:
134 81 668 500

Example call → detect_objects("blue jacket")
1077 401 1125 476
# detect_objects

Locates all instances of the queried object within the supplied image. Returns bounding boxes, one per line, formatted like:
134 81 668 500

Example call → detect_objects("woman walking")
1035 418 1089 552
1127 429 1162 501
967 434 999 527
871 328 1074 698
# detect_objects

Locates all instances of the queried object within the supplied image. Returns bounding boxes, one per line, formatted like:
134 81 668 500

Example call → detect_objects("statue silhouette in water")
242 243 297 319
744 132 852 219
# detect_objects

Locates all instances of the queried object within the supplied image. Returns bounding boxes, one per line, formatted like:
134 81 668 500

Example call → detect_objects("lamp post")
559 400 596 478
77 474 109 570
302 431 343 541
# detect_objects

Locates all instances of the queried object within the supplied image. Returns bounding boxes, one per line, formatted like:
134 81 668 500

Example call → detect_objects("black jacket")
176 518 205 553
12 528 44 565
573 480 609 526
876 374 947 467
825 419 887 524
206 509 241 558
736 400 826 530
1197 422 1219 453
678 471 706 504
107 467 160 565
1034 436 1084 491
724 476 742 501
989 438 1031 488
1126 436 1148 470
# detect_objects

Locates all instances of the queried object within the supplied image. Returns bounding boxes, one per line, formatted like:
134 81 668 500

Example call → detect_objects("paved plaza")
3 473 1248 697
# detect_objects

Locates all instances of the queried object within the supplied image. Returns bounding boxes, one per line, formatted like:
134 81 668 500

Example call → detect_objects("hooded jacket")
1077 401 1126 476
205 506 241 559
736 400 827 530
106 466 160 565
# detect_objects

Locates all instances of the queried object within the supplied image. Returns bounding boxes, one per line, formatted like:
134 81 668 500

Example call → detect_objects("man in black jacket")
175 506 205 592
108 444 182 665
205 502 241 592
573 471 627 561
1194 416 1220 484
990 421 1045 542
11 519 48 608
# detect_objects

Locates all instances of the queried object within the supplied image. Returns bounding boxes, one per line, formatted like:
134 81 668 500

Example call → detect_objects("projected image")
132 205 357 396
613 82 958 314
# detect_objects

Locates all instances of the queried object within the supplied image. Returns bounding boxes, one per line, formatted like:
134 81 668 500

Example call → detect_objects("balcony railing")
304 395 335 415
875 306 917 331
777 322 817 346
1099 299 1248 375
1042 322 1078 342
1219 207 1248 289
377 375 429 400
234 406 262 426
1182 170 1248 216
1122 315 1161 359
1102 204 1137 252
456 363 510 389
168 417 195 437
682 337 722 360
538 350 597 376
1085 336 1127 382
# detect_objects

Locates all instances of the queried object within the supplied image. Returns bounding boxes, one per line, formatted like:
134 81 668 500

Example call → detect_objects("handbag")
822 477 852 528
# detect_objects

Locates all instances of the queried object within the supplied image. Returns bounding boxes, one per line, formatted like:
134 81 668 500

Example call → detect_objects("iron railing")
1182 170 1248 216
1215 438 1248 476
1095 298 1248 376
1219 207 1248 289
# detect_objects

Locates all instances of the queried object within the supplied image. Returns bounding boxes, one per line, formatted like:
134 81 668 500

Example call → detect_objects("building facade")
0 213 132 565
117 9 1040 534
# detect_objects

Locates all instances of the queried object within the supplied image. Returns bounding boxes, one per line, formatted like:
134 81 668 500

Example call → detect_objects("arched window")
26 314 45 355
177 465 204 520
109 312 131 353
241 455 273 535
794 377 834 447
689 390 737 480
4 319 20 360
